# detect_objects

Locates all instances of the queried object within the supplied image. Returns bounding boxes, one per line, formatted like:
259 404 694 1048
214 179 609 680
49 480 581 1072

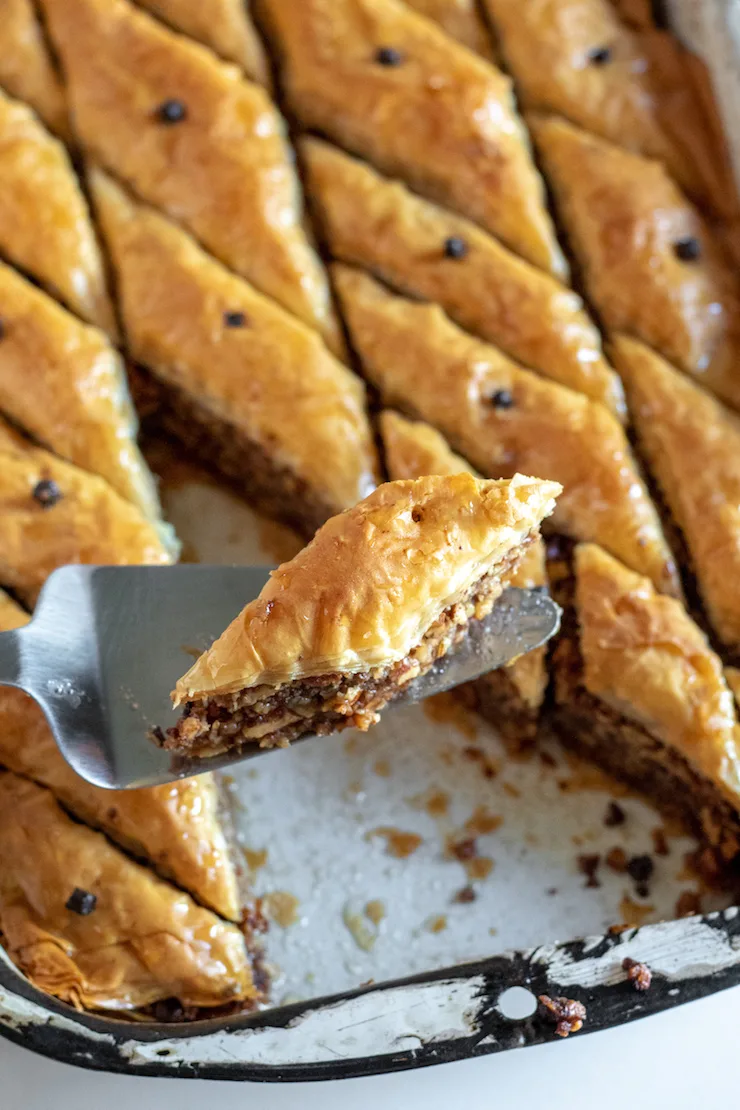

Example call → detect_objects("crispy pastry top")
175 472 560 700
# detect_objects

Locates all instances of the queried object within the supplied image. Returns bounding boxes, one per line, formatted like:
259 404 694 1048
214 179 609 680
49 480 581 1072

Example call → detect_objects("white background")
2 985 736 1108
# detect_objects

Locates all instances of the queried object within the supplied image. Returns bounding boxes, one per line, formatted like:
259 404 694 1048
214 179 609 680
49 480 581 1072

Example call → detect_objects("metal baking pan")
3 0 740 1082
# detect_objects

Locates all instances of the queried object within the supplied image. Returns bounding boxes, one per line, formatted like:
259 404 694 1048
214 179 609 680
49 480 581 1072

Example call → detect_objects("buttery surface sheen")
532 115 740 411
0 88 115 335
0 0 68 137
91 169 378 517
303 139 624 416
611 334 740 652
334 264 679 596
381 411 548 710
0 258 161 520
403 0 494 57
0 773 255 1012
261 0 566 276
573 543 740 809
0 420 172 604
39 0 342 352
175 473 560 700
136 0 270 84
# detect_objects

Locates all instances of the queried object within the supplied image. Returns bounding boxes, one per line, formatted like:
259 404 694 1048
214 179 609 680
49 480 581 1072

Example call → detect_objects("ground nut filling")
164 541 532 757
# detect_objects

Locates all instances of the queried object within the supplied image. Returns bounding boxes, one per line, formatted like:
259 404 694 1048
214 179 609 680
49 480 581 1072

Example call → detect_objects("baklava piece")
136 0 270 85
0 773 257 1015
531 115 740 411
38 0 343 354
403 0 494 58
302 139 624 417
0 0 68 138
0 259 162 521
381 410 548 747
611 334 740 655
258 0 566 277
90 169 378 537
333 264 679 595
0 89 116 336
0 419 174 604
166 473 561 757
482 0 706 200
552 544 740 869
0 597 240 919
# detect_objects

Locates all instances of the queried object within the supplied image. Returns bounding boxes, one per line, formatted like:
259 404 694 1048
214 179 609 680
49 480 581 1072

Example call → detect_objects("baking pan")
3 0 740 1082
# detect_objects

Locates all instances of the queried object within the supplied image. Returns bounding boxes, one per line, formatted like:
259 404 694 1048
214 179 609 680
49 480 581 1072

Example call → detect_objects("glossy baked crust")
403 0 494 58
531 115 740 411
175 472 560 701
380 410 549 731
0 259 163 521
0 89 116 336
0 419 173 604
0 0 68 137
302 139 624 416
482 0 704 199
334 264 679 596
90 169 378 533
0 588 240 918
259 0 566 276
610 334 740 653
553 545 740 834
136 0 270 85
0 772 256 1013
38 0 343 354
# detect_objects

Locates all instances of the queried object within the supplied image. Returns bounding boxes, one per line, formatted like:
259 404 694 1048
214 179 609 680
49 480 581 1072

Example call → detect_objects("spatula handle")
0 630 22 689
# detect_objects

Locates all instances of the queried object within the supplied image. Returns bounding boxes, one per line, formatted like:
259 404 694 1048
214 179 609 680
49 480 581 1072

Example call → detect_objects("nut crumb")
676 890 702 917
623 957 652 991
538 995 586 1037
652 828 669 857
453 884 477 904
606 847 628 872
578 853 601 888
604 801 626 827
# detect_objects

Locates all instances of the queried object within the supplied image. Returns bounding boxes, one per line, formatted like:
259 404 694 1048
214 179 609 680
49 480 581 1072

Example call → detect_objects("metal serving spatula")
0 565 561 790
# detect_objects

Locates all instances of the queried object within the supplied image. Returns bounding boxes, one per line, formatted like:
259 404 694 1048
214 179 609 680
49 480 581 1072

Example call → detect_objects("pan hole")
156 1048 173 1057
497 985 537 1020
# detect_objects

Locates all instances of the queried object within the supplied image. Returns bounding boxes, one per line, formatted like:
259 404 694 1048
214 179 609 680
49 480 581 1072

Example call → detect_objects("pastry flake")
38 0 343 353
303 139 624 416
0 0 68 138
136 0 270 85
259 0 566 276
0 772 256 1013
553 543 740 862
334 263 679 596
0 258 162 521
166 472 560 756
90 168 378 536
0 419 174 604
481 0 703 198
611 333 740 653
0 89 116 336
531 114 740 411
381 410 549 741
403 0 494 58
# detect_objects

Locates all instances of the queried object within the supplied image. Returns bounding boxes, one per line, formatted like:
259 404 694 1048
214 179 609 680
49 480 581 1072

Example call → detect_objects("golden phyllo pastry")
90 169 378 536
402 0 494 58
303 139 624 416
531 115 740 411
334 264 679 596
136 0 270 85
0 89 116 336
0 772 256 1013
481 0 704 199
259 0 566 277
0 596 240 919
0 0 68 138
166 473 561 757
553 544 740 865
0 259 162 521
611 334 740 654
38 0 342 354
381 411 549 745
0 420 173 604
